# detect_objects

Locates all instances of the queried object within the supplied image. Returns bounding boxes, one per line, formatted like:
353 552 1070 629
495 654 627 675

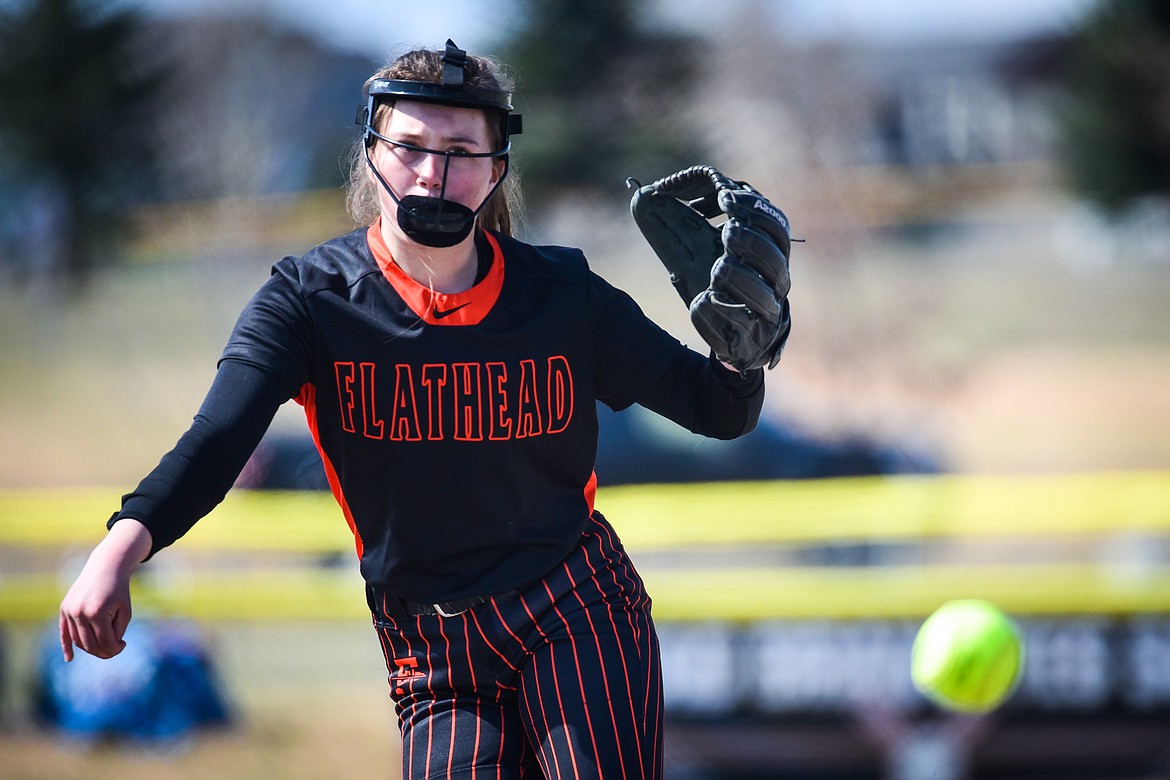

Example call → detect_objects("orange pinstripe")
372 512 663 779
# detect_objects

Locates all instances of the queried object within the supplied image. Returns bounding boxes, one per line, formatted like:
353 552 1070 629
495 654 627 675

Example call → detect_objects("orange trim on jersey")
366 218 504 326
296 383 364 560
584 471 597 514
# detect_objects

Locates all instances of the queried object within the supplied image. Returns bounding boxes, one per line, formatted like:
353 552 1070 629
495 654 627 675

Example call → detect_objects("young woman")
60 40 771 779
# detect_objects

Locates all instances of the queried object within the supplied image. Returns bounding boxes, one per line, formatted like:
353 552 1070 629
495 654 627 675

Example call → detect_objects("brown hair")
345 46 521 236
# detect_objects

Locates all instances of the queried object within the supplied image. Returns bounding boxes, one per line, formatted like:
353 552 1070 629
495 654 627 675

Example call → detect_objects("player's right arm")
112 267 313 557
60 267 313 661
59 517 153 661
59 358 291 662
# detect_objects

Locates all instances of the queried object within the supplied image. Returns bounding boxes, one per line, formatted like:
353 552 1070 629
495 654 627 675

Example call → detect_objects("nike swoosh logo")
432 302 471 320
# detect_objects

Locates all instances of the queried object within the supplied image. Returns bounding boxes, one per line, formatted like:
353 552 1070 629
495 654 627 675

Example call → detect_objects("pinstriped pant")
372 513 664 779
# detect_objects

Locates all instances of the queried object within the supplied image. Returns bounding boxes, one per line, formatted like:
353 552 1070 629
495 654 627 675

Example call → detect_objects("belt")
406 594 493 618
368 585 503 620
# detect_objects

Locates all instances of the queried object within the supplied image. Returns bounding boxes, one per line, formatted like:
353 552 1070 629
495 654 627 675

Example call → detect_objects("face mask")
355 41 523 247
391 195 477 248
363 135 510 248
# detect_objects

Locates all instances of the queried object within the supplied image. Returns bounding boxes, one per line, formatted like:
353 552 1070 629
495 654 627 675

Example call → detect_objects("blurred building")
852 37 1070 168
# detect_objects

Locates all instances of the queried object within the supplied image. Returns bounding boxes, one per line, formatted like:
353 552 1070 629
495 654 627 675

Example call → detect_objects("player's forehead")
381 99 492 146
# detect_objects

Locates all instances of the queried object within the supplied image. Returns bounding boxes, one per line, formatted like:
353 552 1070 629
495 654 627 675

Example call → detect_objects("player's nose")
414 152 446 191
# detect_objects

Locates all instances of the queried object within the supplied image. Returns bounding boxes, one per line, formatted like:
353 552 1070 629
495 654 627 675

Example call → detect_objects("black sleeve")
219 259 316 390
590 270 764 439
108 261 318 557
636 350 764 440
107 359 294 558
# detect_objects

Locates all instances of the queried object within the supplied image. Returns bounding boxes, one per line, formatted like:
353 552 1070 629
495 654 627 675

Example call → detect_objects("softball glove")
629 165 792 371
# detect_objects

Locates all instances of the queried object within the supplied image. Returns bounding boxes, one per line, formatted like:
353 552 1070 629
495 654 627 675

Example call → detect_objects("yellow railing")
3 471 1168 622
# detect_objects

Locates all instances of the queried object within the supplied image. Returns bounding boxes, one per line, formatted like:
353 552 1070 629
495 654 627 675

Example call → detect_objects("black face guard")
361 135 512 247
356 39 523 247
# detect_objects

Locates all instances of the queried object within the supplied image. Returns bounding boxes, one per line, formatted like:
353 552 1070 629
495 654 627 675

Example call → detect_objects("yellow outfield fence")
2 470 1168 623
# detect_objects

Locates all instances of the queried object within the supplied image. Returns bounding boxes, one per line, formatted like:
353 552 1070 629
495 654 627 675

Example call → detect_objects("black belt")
368 585 503 619
407 594 494 617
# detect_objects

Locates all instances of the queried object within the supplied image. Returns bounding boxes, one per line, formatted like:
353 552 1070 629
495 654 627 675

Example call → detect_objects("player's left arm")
636 346 764 440
590 275 763 439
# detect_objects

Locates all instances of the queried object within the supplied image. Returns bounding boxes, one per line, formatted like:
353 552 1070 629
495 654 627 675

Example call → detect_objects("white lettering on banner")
1016 620 1111 709
1127 619 1170 709
656 618 1170 715
752 622 918 712
657 623 740 715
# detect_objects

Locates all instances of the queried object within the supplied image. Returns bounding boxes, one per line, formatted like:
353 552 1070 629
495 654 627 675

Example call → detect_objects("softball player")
59 40 787 779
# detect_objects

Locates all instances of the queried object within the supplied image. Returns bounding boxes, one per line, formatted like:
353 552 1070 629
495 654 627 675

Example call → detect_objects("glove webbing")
650 165 738 218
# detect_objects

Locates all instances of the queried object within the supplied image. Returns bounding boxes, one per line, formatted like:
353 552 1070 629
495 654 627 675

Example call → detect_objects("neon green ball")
911 599 1025 713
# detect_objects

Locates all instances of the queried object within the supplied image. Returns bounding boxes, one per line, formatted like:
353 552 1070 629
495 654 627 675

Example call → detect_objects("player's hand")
59 518 153 661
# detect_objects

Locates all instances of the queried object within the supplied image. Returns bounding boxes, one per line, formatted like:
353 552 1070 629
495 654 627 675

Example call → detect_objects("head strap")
357 39 522 149
441 39 468 88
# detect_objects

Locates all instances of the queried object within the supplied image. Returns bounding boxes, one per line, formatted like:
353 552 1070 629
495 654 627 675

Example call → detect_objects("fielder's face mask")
357 39 523 248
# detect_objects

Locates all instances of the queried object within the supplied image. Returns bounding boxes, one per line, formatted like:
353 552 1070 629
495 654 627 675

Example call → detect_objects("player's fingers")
59 612 75 663
72 610 124 659
71 615 102 657
111 604 132 648
89 615 127 659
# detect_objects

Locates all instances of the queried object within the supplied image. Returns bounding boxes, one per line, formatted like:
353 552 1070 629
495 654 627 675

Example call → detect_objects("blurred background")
1 0 1169 778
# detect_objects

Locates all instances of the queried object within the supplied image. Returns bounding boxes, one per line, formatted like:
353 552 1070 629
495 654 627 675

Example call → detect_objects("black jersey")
113 221 764 603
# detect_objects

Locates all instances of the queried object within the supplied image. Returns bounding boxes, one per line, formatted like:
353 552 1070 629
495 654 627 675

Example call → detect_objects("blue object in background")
33 619 232 743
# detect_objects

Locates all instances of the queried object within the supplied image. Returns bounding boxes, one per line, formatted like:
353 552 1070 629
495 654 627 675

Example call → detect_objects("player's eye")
389 143 427 165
